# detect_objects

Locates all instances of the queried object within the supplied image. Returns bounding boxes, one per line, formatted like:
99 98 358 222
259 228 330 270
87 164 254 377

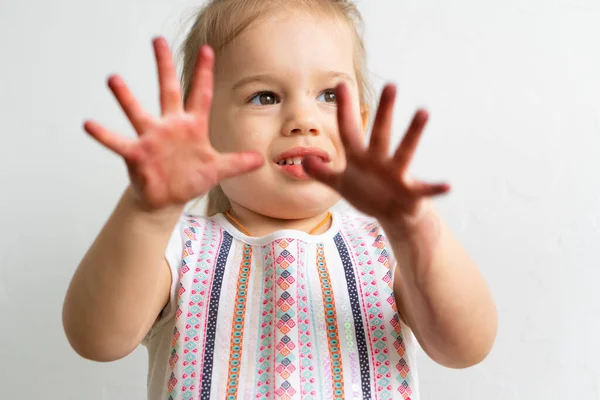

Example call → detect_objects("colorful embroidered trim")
274 238 298 399
253 244 276 397
225 244 253 399
316 242 345 400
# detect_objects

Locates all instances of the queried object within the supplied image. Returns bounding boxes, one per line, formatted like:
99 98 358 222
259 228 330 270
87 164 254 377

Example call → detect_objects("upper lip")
273 146 331 163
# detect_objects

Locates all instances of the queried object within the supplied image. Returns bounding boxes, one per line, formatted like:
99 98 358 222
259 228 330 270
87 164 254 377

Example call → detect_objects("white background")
1 0 599 398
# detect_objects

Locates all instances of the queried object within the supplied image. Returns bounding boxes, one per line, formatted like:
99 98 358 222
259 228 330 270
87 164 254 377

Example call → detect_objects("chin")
222 170 342 219
244 189 341 220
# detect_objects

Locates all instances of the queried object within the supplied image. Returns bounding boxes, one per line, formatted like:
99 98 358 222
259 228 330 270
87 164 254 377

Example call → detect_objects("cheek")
210 111 270 153
243 129 269 150
327 102 363 171
208 109 229 151
231 122 275 156
328 132 347 172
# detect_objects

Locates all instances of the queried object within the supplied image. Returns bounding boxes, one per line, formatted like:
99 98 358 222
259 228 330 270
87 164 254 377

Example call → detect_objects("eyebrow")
321 71 354 83
231 74 277 91
231 71 354 91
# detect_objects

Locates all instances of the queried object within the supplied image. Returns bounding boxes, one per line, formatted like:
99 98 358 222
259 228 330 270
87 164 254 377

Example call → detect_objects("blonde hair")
177 0 373 216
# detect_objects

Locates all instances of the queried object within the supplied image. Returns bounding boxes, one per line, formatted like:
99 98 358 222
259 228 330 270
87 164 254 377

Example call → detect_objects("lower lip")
275 163 311 180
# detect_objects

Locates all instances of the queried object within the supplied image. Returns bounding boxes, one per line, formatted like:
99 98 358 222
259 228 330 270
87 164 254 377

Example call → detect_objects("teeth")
277 156 321 165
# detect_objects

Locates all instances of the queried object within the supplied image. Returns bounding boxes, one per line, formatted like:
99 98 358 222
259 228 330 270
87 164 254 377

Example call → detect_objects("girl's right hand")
84 37 264 211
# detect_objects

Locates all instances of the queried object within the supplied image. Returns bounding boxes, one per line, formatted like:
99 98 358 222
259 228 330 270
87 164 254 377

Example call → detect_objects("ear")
360 106 370 137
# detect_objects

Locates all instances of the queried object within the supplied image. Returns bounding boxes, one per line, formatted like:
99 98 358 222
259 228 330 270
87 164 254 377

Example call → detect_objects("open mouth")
273 146 331 165
272 148 331 180
275 156 327 166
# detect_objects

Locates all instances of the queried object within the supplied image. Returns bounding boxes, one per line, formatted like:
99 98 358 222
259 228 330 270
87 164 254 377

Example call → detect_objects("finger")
336 82 363 155
369 84 397 157
409 181 451 197
153 37 183 115
185 45 215 115
302 155 341 190
392 109 429 174
216 151 265 181
107 75 154 135
83 120 136 159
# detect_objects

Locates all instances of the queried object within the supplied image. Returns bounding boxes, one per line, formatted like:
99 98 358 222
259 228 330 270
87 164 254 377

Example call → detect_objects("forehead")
215 10 355 81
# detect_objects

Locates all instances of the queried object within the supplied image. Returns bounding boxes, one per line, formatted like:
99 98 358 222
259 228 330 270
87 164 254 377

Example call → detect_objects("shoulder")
336 211 397 268
337 211 388 242
165 212 219 261
178 212 211 228
172 212 216 239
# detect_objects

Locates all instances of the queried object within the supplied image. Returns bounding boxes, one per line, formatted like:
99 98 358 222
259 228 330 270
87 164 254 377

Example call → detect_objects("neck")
226 201 332 237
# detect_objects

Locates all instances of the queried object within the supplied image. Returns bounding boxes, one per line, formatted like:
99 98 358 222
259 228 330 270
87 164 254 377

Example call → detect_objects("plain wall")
1 0 599 398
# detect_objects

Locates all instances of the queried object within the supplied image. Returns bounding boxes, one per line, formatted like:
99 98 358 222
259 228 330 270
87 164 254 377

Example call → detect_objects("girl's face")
209 10 366 219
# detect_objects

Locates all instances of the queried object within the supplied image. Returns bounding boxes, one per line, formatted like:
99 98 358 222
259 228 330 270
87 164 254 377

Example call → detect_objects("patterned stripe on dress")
167 216 217 400
371 231 413 399
304 243 327 400
216 238 244 399
241 244 263 398
333 233 371 399
296 240 317 399
213 241 240 396
311 248 334 400
341 216 393 399
316 242 345 400
199 230 233 399
334 232 372 400
358 218 410 396
273 238 300 399
253 243 277 398
225 243 253 399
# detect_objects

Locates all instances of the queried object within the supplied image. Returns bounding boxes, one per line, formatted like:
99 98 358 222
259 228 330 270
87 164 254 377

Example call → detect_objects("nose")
281 98 320 137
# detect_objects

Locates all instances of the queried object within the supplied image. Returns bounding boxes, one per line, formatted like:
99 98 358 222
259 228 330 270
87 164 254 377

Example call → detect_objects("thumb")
302 155 340 189
216 151 265 181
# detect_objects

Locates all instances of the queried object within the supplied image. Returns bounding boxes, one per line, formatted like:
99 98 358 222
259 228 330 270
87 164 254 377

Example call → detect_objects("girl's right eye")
248 91 280 106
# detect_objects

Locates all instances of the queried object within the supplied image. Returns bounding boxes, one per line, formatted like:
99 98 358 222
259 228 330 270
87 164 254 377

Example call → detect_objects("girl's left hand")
303 82 450 230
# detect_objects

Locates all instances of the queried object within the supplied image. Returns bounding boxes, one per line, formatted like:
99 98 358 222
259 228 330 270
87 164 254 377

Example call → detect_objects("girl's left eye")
317 90 337 103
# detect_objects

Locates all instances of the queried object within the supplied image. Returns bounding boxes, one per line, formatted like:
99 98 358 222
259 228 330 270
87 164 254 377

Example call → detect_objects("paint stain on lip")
275 163 311 180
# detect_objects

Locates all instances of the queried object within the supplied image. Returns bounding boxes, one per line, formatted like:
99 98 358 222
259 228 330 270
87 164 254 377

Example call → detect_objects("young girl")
63 0 497 399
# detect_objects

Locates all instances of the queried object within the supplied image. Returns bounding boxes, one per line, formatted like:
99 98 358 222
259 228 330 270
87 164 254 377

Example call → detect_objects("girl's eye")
249 92 280 106
317 89 337 103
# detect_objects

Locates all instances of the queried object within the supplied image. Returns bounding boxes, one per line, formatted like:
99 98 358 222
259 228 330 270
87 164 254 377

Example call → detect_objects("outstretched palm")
303 83 450 228
84 38 264 210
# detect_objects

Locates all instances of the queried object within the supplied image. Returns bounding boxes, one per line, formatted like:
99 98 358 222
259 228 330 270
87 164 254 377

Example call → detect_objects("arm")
62 186 180 362
302 82 498 370
63 39 264 362
383 202 497 369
